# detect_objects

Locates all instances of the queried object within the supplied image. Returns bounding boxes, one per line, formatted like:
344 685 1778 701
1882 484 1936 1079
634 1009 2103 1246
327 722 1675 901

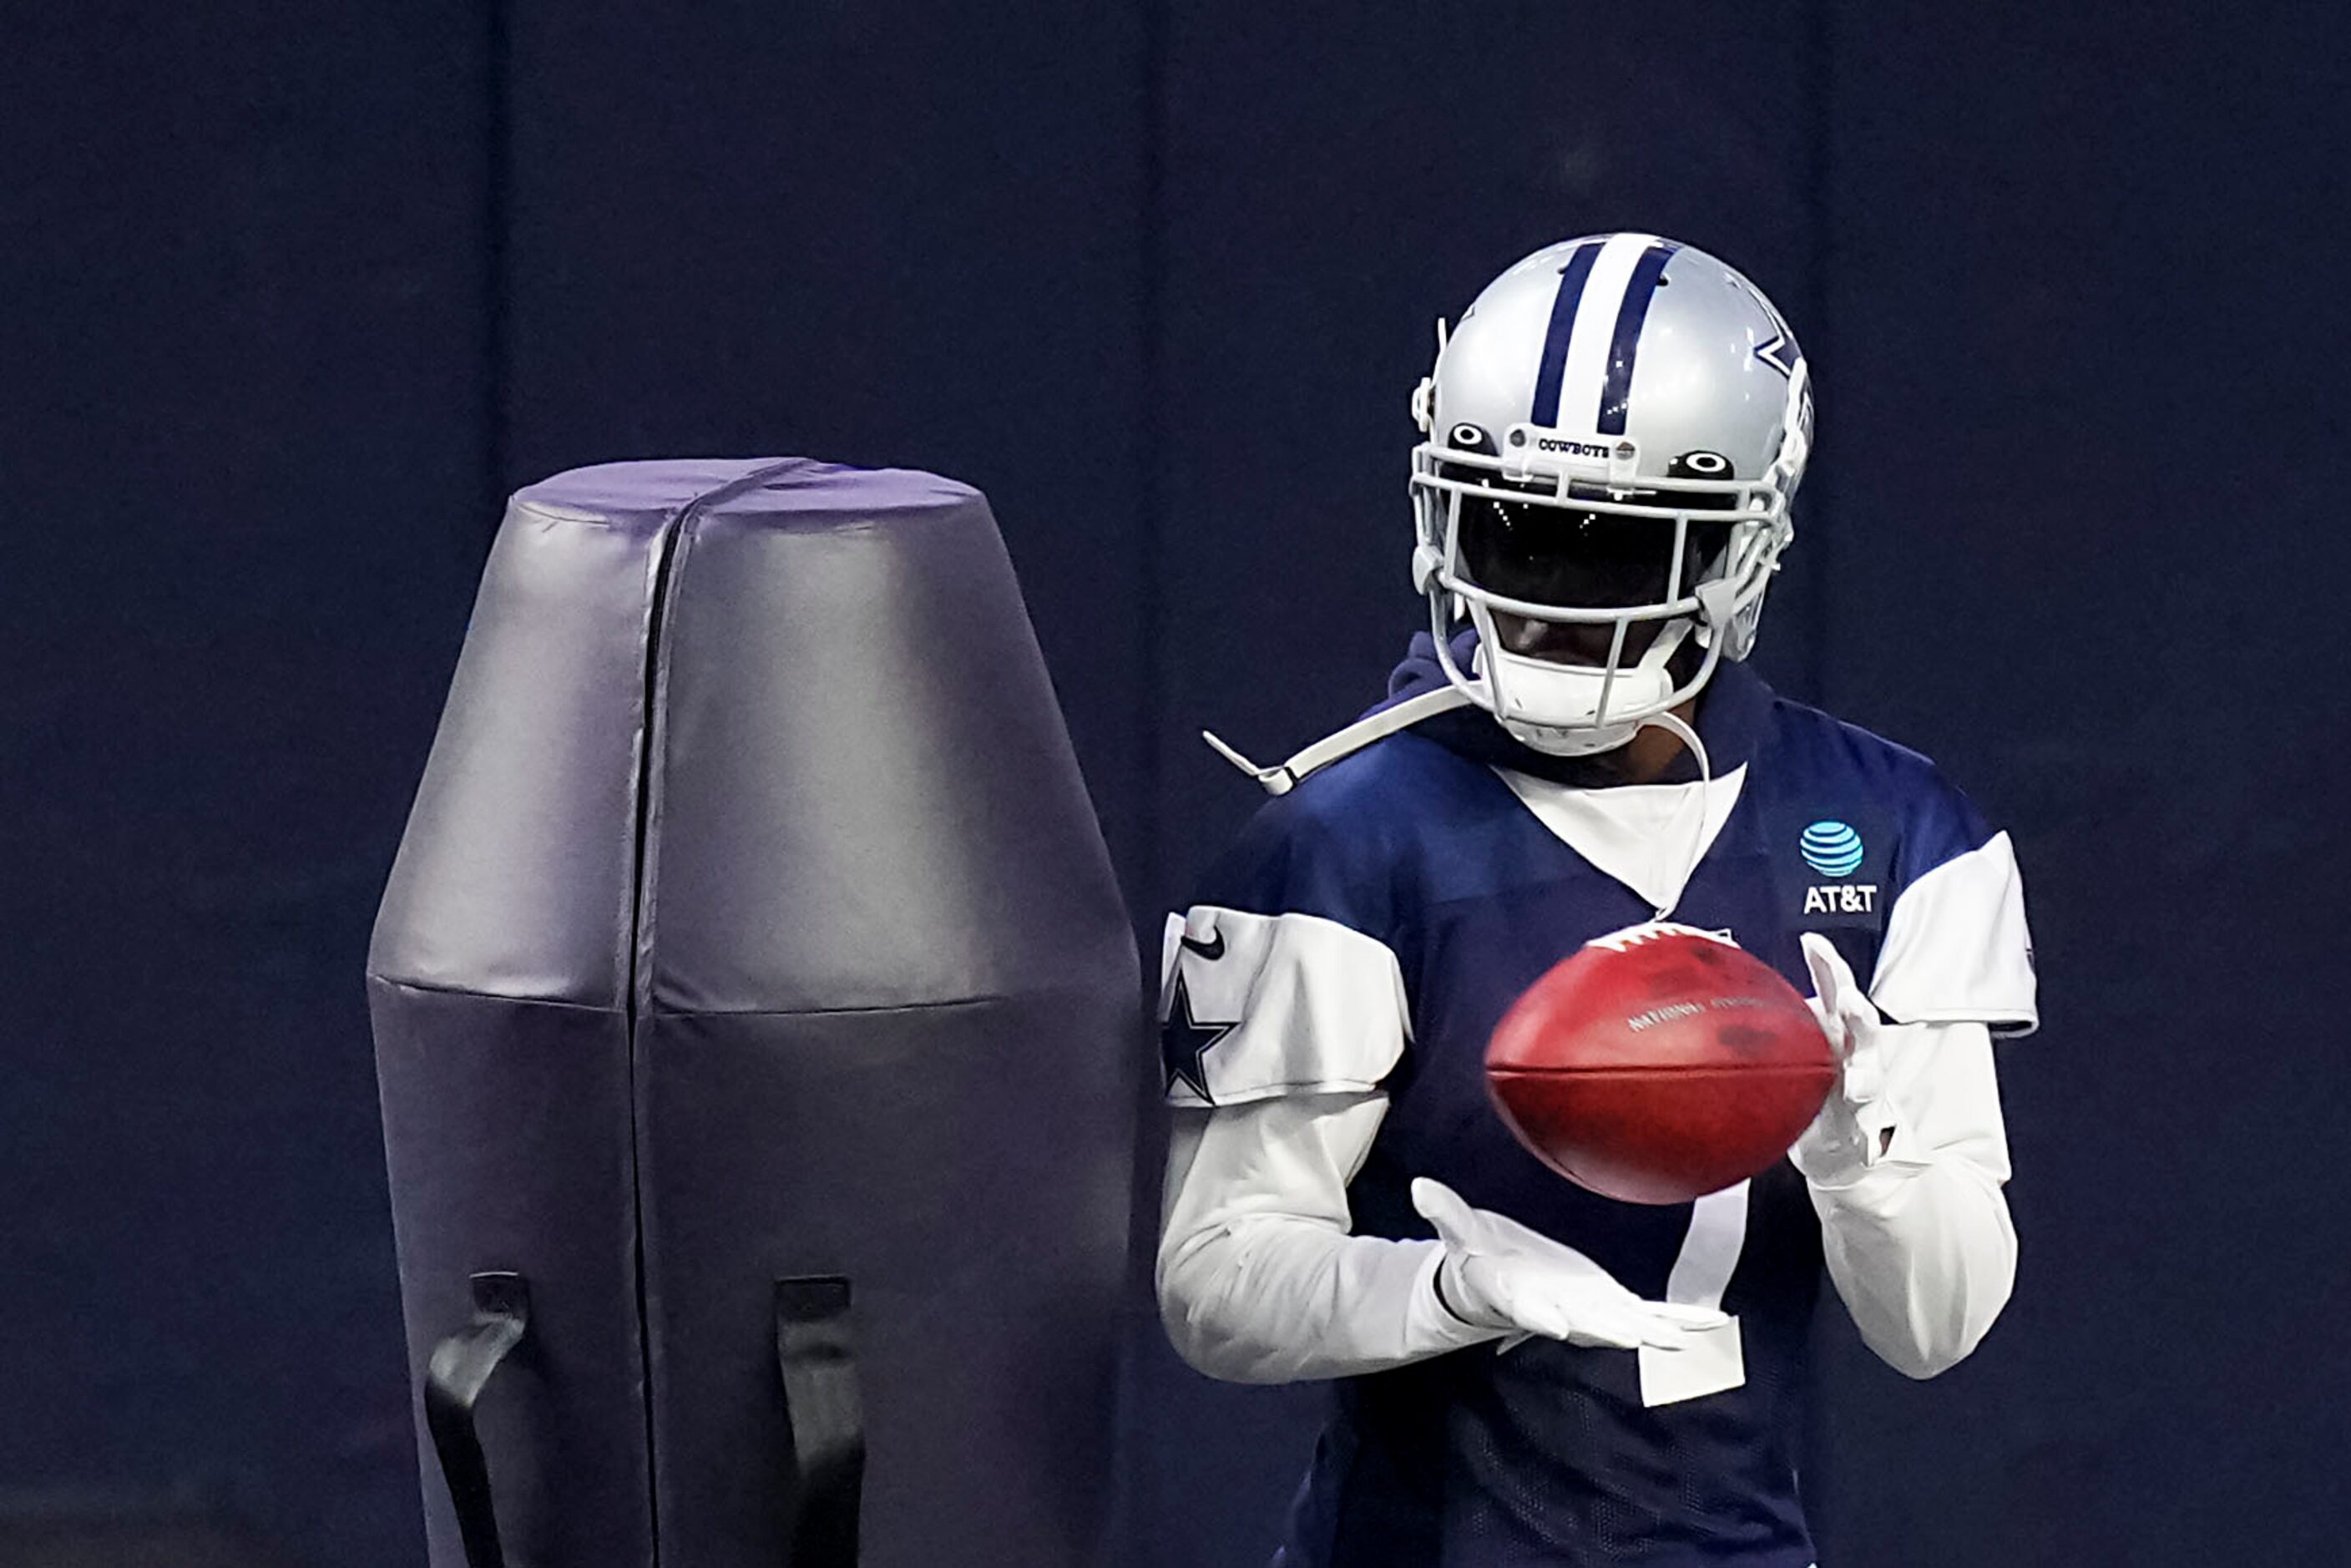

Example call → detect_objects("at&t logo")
1798 819 1878 917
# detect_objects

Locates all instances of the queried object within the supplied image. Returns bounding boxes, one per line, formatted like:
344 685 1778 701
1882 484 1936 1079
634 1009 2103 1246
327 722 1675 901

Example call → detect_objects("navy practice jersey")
1160 653 2035 1568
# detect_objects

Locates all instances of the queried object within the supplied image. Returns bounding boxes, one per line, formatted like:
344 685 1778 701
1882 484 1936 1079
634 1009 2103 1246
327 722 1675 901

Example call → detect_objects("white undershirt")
1492 762 1748 916
1156 767 2017 1386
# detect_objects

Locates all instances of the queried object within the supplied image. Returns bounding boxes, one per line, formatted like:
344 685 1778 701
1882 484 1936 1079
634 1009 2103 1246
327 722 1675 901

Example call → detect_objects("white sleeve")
1808 1017 2016 1379
1155 1090 1500 1384
1159 907 1410 1106
1872 831 2037 1035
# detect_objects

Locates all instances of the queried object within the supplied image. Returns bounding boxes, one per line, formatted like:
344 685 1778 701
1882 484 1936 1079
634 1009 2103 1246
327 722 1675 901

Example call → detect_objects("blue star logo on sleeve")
1161 967 1239 1101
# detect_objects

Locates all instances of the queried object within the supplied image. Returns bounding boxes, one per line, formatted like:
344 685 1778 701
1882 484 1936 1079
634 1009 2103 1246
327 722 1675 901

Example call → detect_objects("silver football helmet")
1409 233 1813 756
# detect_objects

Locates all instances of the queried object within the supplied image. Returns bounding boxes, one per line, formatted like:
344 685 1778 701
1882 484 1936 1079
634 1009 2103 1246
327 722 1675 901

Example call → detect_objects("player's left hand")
1789 933 1902 1186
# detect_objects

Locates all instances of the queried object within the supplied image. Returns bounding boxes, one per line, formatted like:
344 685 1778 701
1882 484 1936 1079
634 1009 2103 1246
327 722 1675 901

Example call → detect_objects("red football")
1485 923 1835 1205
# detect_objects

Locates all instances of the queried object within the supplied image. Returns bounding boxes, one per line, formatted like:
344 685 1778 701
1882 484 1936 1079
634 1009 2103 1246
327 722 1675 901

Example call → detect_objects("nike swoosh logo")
1181 928 1226 961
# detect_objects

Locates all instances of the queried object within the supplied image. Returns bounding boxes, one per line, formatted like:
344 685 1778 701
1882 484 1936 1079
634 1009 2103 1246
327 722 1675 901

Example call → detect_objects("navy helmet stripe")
1596 242 1678 435
1529 244 1600 427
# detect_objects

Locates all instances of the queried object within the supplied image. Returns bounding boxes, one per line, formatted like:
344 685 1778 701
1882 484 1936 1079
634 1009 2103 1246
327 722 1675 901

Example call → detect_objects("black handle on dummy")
776 1275 864 1567
425 1272 531 1568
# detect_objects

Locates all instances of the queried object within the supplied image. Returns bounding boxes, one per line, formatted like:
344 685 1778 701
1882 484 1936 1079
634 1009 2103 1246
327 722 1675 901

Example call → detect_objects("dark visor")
1449 468 1737 610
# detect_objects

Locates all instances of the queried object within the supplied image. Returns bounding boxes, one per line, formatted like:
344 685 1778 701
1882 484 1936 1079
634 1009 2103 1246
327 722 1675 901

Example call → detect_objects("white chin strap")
1474 615 1695 757
1631 705 1715 922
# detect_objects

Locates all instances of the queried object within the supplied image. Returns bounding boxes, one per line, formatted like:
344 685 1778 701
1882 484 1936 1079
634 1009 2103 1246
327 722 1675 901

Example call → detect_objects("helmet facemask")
1408 427 1797 757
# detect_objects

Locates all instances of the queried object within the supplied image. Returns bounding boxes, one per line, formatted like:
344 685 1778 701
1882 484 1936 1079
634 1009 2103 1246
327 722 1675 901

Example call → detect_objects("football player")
1155 234 2035 1567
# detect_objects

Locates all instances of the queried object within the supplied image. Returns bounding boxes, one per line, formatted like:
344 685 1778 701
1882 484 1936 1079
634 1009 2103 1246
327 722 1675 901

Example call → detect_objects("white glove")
1412 1177 1729 1351
1791 932 1903 1186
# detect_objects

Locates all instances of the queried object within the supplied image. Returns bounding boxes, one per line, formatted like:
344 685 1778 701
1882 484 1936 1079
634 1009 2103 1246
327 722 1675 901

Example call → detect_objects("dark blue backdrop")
3 3 2343 1564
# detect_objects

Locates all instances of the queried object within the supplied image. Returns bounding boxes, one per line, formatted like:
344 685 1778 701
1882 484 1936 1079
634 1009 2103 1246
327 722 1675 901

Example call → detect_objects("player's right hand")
1412 1177 1730 1352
